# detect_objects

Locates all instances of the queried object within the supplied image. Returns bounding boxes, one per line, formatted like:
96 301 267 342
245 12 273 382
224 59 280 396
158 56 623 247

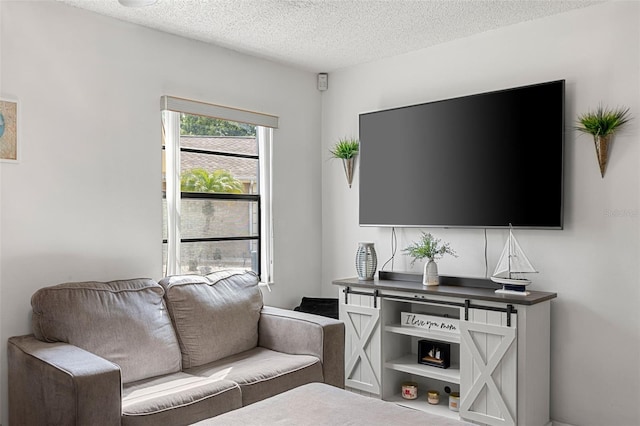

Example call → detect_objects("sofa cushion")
31 279 182 383
122 372 241 426
185 347 323 406
159 270 263 368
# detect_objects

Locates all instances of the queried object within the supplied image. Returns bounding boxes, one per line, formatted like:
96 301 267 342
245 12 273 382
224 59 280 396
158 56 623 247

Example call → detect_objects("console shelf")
385 354 460 384
386 394 460 420
384 324 461 344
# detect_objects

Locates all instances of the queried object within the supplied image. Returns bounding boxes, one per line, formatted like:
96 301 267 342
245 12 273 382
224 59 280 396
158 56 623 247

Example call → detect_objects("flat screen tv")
359 80 564 229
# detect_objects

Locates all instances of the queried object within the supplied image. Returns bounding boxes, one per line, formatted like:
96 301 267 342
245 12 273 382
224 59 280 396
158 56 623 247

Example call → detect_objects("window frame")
161 96 276 283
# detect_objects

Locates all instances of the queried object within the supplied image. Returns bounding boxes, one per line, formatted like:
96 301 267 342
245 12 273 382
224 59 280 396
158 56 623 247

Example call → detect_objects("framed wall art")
0 97 19 162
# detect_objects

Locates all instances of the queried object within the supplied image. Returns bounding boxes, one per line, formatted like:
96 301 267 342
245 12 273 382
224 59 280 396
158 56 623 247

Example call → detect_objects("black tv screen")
359 80 564 229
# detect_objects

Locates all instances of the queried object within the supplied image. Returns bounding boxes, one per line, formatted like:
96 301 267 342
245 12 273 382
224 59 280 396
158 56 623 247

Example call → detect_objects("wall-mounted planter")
330 137 359 188
576 105 631 178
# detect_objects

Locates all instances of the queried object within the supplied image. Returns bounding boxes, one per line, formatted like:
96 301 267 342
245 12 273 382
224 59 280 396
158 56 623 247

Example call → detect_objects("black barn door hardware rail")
343 287 380 307
342 287 516 326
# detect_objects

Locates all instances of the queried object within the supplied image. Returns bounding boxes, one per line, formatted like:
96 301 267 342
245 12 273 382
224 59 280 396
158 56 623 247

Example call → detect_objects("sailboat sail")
491 228 538 289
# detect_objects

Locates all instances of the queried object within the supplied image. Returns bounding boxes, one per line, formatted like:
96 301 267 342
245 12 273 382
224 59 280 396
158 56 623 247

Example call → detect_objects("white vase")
356 242 377 280
423 259 439 286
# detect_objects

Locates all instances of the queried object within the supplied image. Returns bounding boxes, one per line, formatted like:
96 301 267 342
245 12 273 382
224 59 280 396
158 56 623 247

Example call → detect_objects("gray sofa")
8 270 344 426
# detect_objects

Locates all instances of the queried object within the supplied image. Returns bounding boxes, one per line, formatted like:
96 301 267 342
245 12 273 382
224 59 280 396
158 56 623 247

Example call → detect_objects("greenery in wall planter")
403 232 457 286
576 104 632 178
330 137 359 188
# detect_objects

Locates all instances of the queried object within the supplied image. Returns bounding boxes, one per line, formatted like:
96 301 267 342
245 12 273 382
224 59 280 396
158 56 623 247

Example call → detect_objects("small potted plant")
403 232 457 286
576 104 632 178
330 137 359 188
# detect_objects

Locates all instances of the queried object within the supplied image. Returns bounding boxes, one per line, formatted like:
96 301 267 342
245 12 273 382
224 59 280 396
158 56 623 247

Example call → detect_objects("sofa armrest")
8 335 122 426
258 306 345 388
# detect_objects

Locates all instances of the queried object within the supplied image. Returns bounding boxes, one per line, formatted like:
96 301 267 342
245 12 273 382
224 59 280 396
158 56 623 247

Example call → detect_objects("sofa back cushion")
159 270 263 368
31 279 182 384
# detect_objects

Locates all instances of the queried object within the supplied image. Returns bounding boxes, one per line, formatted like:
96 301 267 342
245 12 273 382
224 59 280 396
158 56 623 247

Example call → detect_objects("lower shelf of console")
387 394 460 420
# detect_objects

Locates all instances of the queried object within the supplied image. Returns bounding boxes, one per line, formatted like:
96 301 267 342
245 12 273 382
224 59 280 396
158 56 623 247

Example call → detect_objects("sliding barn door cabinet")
334 273 556 426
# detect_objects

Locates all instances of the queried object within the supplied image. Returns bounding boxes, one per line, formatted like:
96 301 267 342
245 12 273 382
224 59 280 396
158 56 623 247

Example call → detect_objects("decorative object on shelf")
448 391 460 411
400 312 459 334
355 242 377 281
329 137 359 188
418 339 450 369
401 382 418 400
427 390 440 405
0 97 18 162
492 226 538 296
403 232 457 286
576 104 632 178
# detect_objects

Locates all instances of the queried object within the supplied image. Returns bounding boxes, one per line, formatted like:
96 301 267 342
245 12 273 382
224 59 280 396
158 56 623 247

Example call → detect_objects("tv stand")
333 273 556 425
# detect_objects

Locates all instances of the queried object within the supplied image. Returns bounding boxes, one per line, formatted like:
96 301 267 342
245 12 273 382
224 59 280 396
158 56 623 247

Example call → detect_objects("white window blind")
161 96 279 129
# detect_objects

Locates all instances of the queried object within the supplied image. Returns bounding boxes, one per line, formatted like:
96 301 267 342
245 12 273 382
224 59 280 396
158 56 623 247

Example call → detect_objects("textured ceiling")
55 0 600 72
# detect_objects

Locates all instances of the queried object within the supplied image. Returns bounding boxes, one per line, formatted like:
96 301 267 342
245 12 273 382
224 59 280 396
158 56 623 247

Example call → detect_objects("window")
161 96 276 283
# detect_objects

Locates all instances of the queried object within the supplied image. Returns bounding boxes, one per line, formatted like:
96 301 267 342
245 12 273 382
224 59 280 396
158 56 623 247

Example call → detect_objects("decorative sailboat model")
491 227 538 295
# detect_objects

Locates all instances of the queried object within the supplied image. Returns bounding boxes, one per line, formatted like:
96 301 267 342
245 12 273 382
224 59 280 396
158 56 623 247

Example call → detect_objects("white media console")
333 272 557 426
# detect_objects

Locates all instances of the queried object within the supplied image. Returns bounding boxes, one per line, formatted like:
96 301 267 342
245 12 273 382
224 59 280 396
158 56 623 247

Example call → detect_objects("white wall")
0 1 322 424
321 2 639 425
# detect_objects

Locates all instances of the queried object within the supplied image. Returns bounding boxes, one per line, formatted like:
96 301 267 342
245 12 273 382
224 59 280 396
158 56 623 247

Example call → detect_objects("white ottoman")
193 382 468 425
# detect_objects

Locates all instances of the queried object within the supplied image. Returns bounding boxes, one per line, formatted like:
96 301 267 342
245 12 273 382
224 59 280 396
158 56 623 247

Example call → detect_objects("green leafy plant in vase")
403 232 457 286
330 137 359 188
576 104 632 178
